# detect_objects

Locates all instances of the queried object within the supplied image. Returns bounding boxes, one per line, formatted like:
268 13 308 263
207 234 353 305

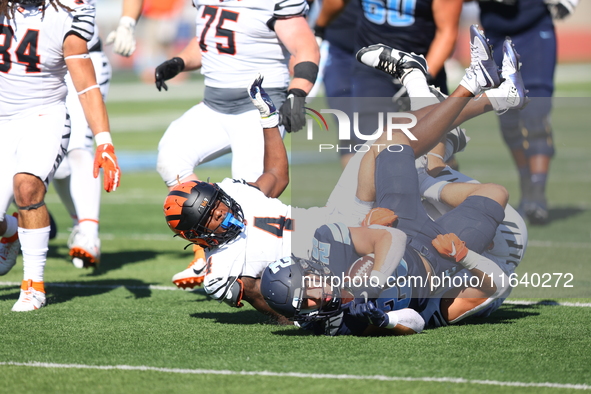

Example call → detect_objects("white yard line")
1 281 589 305
0 361 589 390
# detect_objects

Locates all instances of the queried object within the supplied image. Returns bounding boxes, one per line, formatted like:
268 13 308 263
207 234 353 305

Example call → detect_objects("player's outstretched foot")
460 25 501 95
487 38 529 113
356 44 428 83
12 280 46 312
68 228 101 268
172 244 207 289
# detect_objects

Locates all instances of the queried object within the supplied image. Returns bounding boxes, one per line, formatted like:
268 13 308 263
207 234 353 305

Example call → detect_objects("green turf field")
1 74 590 393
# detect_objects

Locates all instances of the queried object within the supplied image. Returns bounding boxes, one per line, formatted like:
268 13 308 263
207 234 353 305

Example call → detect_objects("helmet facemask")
260 255 342 322
164 181 245 250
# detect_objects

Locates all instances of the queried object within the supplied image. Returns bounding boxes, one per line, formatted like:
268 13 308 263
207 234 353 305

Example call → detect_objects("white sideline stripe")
0 362 589 390
1 281 589 306
0 281 183 292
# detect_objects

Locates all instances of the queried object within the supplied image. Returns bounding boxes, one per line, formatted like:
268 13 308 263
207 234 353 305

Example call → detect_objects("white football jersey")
193 0 308 89
0 0 95 119
204 178 293 300
203 178 335 302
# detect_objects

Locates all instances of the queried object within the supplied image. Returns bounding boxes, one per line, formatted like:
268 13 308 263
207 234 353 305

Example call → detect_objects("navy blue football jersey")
356 0 436 55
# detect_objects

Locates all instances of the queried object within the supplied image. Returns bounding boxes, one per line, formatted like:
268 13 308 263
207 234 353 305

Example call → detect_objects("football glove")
348 300 390 328
432 233 468 263
247 74 279 128
105 16 137 57
544 0 578 19
93 144 121 192
155 57 185 92
361 207 398 227
279 88 307 133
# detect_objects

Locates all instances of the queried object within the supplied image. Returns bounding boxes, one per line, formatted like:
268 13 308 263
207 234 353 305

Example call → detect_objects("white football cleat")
0 213 20 276
460 25 501 95
69 230 101 268
486 38 529 114
172 245 207 289
356 43 428 83
12 280 46 312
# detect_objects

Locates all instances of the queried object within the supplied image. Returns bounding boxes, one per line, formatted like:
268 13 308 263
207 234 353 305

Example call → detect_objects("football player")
155 0 320 284
0 0 121 311
162 26 528 323
51 0 142 269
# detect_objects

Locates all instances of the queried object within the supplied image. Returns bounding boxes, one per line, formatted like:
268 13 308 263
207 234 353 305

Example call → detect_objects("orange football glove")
93 144 121 192
362 207 398 227
432 233 468 263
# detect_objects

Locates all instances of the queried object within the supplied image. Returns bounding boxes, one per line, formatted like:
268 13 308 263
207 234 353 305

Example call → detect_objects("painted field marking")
0 361 589 390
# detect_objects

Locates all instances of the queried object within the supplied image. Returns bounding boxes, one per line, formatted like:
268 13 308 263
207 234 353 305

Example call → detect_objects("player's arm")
274 15 320 133
348 302 425 336
349 226 407 288
105 0 144 57
275 16 320 94
64 34 120 192
247 76 289 198
432 234 510 323
313 0 349 40
425 0 463 79
155 37 202 91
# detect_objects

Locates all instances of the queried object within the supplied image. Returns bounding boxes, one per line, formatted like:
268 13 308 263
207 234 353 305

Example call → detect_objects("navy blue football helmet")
260 255 342 321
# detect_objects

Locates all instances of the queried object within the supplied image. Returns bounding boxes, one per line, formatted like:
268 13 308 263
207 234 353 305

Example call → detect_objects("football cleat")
12 280 46 312
356 44 428 83
460 25 501 95
172 244 207 289
0 213 20 276
525 183 549 225
486 38 528 114
69 230 101 268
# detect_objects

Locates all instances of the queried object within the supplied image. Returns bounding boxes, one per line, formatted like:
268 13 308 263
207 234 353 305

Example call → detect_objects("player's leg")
11 107 69 311
58 51 112 268
0 119 21 276
157 103 230 190
225 109 266 182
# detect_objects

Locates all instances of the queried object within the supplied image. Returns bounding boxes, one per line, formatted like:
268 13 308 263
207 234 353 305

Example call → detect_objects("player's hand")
544 0 578 19
348 300 389 328
93 144 121 192
313 25 325 47
362 207 398 227
155 57 185 92
279 88 306 133
248 74 279 128
432 233 468 263
105 16 137 57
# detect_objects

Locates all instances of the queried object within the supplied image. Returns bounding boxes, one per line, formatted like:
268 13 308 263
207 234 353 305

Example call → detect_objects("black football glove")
348 300 390 328
155 57 185 92
279 88 307 133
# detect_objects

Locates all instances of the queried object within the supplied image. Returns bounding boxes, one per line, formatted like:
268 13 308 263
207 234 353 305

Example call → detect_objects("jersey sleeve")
66 3 96 42
273 0 309 18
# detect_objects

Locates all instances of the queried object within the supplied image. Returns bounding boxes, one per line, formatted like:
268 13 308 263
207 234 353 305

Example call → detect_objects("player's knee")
476 183 509 208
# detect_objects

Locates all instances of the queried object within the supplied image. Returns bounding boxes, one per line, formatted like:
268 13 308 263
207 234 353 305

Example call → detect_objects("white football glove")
247 74 279 128
105 16 137 57
544 0 578 20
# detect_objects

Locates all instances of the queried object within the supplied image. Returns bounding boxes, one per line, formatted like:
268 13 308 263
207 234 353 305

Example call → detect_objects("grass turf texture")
1 81 590 392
